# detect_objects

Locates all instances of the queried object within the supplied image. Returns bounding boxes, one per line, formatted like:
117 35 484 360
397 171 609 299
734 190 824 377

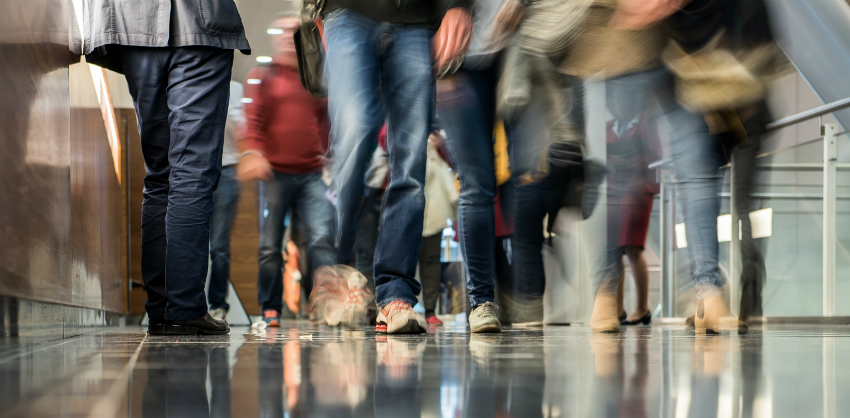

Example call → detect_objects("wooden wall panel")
231 180 261 315
0 42 73 306
0 0 125 312
69 63 124 312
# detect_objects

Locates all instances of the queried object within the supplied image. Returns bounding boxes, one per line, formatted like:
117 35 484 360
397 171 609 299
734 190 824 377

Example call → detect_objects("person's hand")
611 0 690 30
493 0 526 36
433 7 473 70
237 152 273 182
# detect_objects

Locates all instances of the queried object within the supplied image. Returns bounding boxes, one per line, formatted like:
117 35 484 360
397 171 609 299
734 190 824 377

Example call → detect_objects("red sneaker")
425 314 443 326
263 310 280 327
376 301 426 334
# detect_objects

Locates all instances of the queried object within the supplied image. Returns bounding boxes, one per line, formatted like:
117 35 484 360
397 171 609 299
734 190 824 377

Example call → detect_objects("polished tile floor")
1 321 849 417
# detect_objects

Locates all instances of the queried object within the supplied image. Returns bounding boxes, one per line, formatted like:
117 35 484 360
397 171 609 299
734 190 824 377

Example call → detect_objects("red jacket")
243 63 329 174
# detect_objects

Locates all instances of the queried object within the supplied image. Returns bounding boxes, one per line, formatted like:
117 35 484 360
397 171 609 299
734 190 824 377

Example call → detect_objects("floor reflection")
6 323 849 417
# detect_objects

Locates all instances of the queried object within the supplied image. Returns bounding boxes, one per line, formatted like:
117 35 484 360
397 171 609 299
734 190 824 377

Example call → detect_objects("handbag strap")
302 0 325 20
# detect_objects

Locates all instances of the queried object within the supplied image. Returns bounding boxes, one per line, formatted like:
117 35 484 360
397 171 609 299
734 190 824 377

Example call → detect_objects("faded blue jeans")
666 104 725 297
436 66 498 307
594 68 725 297
257 171 336 313
325 9 433 307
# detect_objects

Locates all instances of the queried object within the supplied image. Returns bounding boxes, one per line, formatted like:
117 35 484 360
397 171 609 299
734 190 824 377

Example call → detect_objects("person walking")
434 0 505 332
207 80 247 321
82 0 251 335
238 13 336 327
325 0 473 333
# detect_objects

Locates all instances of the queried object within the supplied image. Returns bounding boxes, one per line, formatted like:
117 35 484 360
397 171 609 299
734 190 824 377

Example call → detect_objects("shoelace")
475 302 498 318
344 288 369 307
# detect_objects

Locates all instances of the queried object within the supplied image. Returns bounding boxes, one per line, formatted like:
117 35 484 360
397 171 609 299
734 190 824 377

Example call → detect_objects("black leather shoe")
165 313 230 335
618 312 627 324
148 319 170 335
622 311 651 326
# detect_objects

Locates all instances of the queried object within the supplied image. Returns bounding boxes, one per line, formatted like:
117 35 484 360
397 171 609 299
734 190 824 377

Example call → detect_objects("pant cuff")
377 296 418 308
164 308 209 321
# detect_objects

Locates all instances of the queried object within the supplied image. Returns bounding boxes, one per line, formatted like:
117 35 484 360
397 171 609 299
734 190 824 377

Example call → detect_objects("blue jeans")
354 187 383 293
122 46 233 321
666 105 725 296
257 171 336 312
325 10 433 307
436 66 498 306
207 165 240 311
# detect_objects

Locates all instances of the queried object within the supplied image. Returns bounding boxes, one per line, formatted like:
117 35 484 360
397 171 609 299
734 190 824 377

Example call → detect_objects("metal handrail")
765 97 850 132
648 97 850 169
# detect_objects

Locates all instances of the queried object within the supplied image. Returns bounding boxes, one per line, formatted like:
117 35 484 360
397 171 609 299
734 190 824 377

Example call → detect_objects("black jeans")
122 46 233 321
208 165 241 311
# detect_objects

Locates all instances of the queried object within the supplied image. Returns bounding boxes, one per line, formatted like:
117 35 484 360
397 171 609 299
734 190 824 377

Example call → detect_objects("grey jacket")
77 0 250 63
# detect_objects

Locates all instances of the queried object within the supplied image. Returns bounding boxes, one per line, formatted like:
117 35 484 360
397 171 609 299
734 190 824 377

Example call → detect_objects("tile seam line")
87 335 146 418
0 335 86 365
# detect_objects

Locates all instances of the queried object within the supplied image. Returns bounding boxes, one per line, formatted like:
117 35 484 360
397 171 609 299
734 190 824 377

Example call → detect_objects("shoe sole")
163 325 231 335
471 323 502 333
376 323 387 333
266 320 280 327
386 318 425 334
695 326 748 335
147 324 166 335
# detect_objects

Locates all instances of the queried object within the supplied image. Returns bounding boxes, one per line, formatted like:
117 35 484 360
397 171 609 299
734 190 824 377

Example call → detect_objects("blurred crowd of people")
80 0 783 336
206 0 785 336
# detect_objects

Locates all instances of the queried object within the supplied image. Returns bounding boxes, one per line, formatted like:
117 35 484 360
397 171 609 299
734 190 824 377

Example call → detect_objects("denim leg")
208 165 240 311
373 23 433 307
419 233 443 311
510 178 549 303
325 10 385 267
123 46 233 321
667 104 725 296
258 171 298 313
294 173 337 297
354 188 383 292
437 67 497 307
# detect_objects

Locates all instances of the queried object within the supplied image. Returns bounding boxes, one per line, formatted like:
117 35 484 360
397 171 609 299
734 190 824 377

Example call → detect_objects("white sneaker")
210 307 227 321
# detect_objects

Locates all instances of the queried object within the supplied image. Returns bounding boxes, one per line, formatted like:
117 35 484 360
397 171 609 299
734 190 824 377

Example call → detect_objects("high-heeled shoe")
694 294 748 334
621 311 651 326
618 311 627 324
590 293 621 333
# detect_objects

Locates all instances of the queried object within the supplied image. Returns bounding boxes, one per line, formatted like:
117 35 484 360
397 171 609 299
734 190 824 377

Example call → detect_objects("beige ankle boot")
590 293 621 333
694 294 748 334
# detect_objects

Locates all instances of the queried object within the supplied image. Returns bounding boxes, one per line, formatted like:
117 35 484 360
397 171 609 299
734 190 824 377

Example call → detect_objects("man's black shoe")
147 319 170 335
165 313 230 335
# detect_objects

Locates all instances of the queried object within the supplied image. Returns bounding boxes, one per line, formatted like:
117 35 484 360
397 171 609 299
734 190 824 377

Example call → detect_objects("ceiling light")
267 28 284 35
247 79 261 84
240 98 253 103
256 56 273 63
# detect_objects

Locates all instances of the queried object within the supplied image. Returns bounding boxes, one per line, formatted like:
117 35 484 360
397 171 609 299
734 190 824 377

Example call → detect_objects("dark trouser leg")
354 188 383 292
208 165 240 311
419 233 443 312
257 171 297 313
437 67 498 307
123 46 233 321
510 178 548 323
